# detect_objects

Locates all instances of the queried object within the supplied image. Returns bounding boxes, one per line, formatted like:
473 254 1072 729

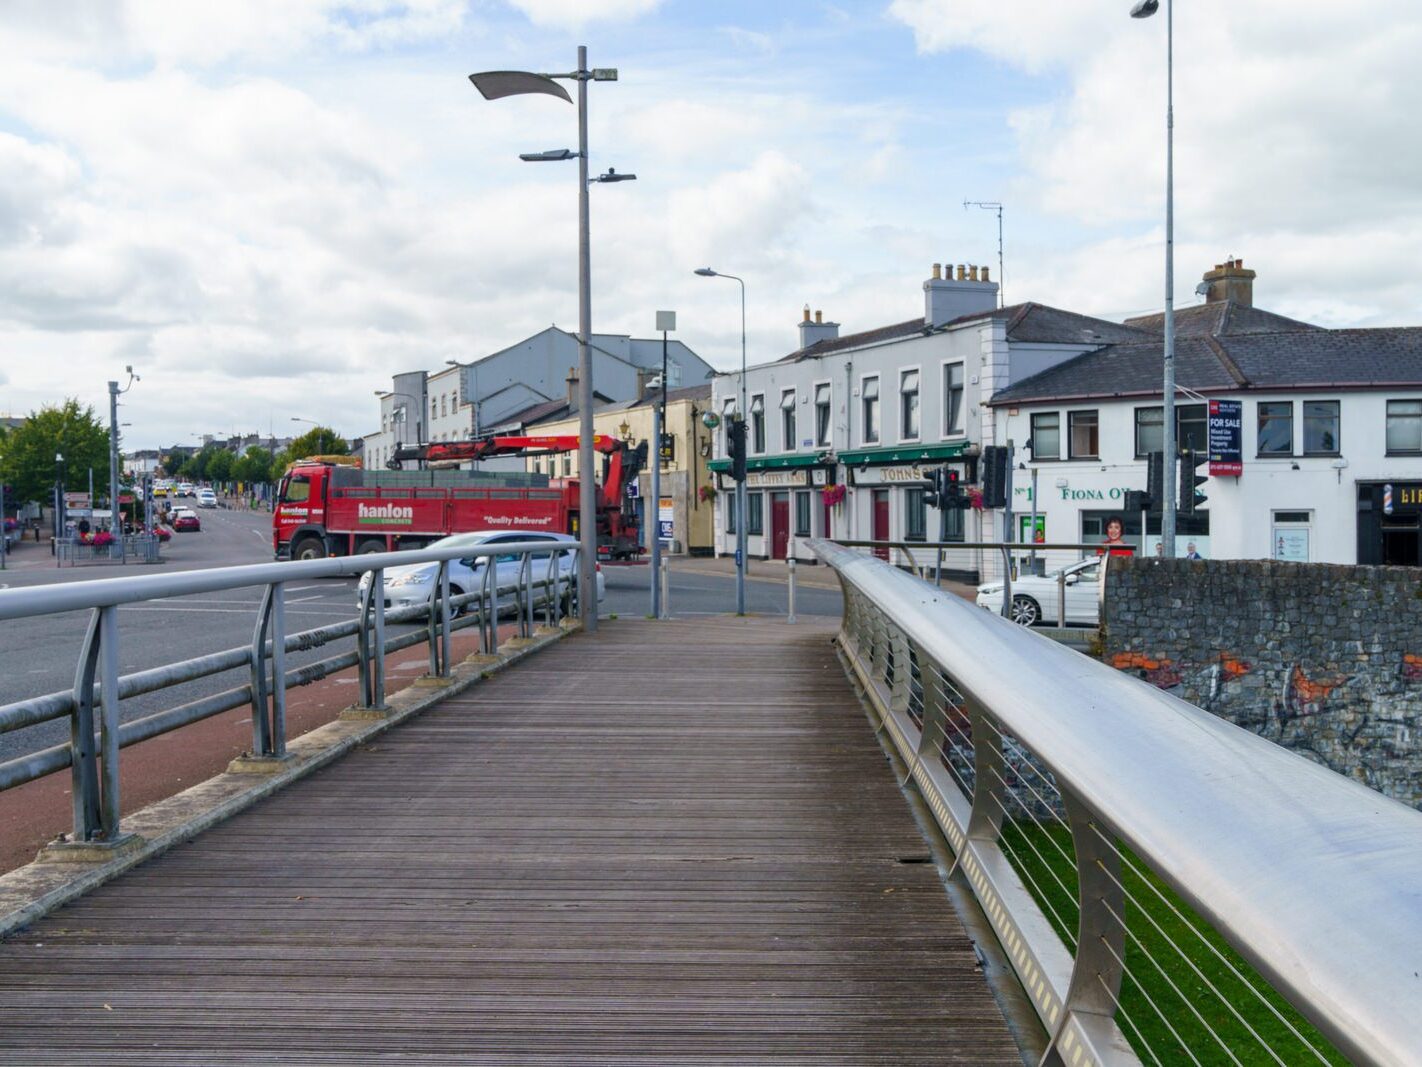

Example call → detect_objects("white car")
178 482 195 497
196 489 217 508
355 530 603 616
975 557 1102 626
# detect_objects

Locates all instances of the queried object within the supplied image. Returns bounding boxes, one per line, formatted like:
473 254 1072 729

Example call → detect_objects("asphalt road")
0 508 841 771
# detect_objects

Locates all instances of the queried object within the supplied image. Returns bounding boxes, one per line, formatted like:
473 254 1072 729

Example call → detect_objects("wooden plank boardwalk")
0 616 1020 1065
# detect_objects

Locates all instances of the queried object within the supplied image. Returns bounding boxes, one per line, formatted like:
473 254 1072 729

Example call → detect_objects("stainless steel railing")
811 537 1421 1067
0 541 579 848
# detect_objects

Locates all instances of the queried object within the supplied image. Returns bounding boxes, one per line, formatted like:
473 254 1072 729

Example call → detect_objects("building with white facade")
709 264 1149 566
989 260 1422 566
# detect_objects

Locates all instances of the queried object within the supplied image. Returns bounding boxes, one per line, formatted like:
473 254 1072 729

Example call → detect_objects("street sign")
1208 398 1243 476
625 481 639 499
734 549 742 567
64 492 91 508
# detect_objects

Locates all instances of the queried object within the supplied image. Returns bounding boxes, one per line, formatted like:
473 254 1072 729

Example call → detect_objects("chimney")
924 261 999 327
798 307 840 350
565 366 579 408
1201 257 1256 306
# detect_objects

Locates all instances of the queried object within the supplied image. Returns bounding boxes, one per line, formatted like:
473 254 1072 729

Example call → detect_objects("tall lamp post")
694 268 747 615
469 48 631 633
1132 0 1177 556
650 311 676 619
108 367 139 532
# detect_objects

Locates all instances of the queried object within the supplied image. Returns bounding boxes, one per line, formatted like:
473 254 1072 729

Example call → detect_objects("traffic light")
1181 448 1208 514
980 445 1009 508
1123 489 1151 515
728 418 748 482
922 469 942 509
942 468 968 510
1145 451 1164 513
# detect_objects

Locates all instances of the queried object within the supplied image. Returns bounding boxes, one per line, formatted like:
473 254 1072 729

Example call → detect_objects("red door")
770 491 790 560
872 489 890 560
822 497 833 541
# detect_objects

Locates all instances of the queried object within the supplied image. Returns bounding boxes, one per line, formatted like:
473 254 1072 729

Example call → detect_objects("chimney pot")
956 264 966 281
932 263 942 280
982 265 990 282
802 304 811 323
969 265 979 282
815 309 823 324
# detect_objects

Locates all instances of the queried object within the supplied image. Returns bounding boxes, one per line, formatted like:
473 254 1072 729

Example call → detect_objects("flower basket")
820 484 846 507
698 484 717 503
92 530 115 548
967 487 984 511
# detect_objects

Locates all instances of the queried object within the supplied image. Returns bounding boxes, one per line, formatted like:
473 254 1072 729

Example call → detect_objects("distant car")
152 485 171 498
178 482 195 497
171 508 201 532
975 556 1102 626
196 489 217 508
354 530 602 616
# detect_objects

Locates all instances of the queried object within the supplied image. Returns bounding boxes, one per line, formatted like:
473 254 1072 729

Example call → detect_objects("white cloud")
505 0 664 30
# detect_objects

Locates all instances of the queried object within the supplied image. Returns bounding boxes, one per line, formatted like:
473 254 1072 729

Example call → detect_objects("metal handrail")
0 540 579 847
810 537 1422 1067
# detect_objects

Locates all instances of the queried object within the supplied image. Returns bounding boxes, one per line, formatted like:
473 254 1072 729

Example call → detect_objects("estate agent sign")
1208 399 1243 476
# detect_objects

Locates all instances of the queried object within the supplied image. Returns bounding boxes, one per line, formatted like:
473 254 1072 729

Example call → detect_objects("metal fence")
0 540 579 850
55 534 163 566
811 537 1421 1067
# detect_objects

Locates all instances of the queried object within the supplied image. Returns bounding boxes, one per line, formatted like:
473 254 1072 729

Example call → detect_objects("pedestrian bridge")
0 541 1418 1065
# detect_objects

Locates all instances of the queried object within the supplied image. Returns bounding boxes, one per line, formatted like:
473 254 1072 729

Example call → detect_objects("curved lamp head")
694 268 717 277
1130 0 1159 17
468 71 572 104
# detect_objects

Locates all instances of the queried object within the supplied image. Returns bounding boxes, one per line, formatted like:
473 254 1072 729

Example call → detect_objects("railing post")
1000 545 1014 621
97 604 122 839
519 552 533 639
370 568 386 708
786 556 797 624
69 609 103 841
439 560 451 677
426 561 446 678
250 584 275 756
966 700 1006 843
481 555 497 654
356 571 375 705
269 581 287 756
1058 569 1067 629
659 554 670 619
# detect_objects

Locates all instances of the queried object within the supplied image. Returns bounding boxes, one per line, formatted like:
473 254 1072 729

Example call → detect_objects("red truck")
273 435 646 561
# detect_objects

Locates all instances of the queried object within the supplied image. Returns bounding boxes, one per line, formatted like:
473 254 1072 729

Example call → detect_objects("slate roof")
776 302 1151 363
1124 300 1321 337
990 325 1422 405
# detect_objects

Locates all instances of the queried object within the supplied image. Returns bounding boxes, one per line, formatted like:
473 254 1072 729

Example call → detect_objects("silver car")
355 530 602 617
975 557 1102 626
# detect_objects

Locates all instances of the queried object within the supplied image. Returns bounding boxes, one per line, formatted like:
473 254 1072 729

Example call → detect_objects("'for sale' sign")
1208 399 1243 476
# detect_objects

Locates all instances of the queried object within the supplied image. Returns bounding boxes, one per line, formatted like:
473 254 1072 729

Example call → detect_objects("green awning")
838 442 970 465
707 453 825 473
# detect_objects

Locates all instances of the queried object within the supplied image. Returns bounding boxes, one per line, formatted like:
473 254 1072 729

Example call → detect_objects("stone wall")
1103 558 1422 810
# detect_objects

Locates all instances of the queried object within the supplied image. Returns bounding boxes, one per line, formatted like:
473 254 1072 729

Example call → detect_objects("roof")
1124 301 1321 337
775 302 1151 363
989 325 1422 405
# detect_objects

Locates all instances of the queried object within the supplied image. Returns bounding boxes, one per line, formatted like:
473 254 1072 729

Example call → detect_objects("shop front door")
872 489 890 560
770 492 790 560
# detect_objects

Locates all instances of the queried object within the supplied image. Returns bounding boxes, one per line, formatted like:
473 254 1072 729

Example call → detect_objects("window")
1177 403 1208 453
862 377 880 443
1134 407 1163 457
280 474 310 503
815 383 832 446
905 487 927 541
944 363 965 435
725 491 737 533
1031 412 1061 460
795 491 811 537
1303 400 1340 455
1386 400 1422 454
441 394 448 418
750 394 765 453
430 399 437 422
747 492 764 535
1068 410 1099 459
900 369 920 439
781 389 796 451
1258 401 1293 455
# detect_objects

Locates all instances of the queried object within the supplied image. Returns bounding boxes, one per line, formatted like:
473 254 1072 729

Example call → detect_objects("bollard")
659 557 670 620
787 556 798 624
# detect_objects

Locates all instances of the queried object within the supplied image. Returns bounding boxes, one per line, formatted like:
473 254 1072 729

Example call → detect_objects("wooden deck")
0 616 1020 1065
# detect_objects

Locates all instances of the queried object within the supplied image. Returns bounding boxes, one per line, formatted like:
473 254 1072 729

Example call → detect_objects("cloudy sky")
1 0 1418 450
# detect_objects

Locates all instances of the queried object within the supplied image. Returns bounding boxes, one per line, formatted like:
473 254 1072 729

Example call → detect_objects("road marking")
286 585 328 592
285 594 323 603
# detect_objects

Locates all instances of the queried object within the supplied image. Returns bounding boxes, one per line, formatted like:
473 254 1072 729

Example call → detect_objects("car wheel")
442 586 467 619
355 539 385 555
293 537 327 561
1011 595 1041 627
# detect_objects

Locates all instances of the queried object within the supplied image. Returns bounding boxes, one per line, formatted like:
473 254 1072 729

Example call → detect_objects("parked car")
354 530 602 617
975 556 1101 626
197 489 217 508
171 508 201 532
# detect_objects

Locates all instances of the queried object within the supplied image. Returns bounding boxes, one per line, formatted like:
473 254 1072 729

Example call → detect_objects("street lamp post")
1132 0 1177 556
108 367 138 532
650 311 676 619
470 48 631 633
695 268 747 615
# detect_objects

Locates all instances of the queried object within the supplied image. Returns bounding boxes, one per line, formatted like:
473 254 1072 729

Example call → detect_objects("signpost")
1208 398 1243 476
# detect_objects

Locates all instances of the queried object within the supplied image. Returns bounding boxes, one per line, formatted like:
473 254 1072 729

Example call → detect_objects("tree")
0 400 111 506
274 426 347 476
232 446 273 486
206 449 233 486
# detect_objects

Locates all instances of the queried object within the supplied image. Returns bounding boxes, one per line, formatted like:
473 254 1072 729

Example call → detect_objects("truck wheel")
293 537 327 561
355 539 385 555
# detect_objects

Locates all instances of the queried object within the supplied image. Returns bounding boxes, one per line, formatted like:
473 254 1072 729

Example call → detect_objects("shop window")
1387 400 1422 454
1258 402 1293 455
747 492 764 535
815 383 832 446
1303 400 1340 455
905 487 927 541
750 394 765 454
1068 410 1099 459
1031 412 1060 460
781 389 796 451
794 491 811 537
862 377 880 443
900 369 920 440
944 363 964 435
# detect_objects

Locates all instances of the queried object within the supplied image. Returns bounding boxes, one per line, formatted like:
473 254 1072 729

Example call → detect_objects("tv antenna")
963 200 1004 307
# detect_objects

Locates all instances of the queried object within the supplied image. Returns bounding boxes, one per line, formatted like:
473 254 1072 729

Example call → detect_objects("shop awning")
838 442 971 466
707 453 825 473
